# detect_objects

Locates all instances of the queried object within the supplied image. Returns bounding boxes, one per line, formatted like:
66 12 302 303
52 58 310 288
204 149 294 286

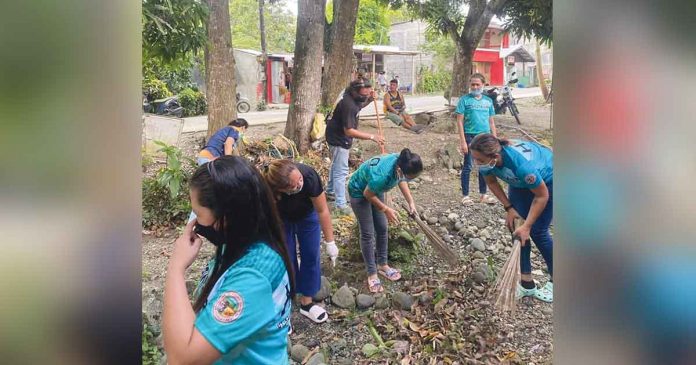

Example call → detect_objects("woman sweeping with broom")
348 148 422 293
469 134 554 302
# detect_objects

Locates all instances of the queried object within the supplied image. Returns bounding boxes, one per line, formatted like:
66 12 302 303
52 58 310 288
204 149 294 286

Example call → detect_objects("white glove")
325 241 339 267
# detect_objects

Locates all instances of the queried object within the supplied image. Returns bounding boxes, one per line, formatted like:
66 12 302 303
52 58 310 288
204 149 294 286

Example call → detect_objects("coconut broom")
492 217 526 314
400 203 460 267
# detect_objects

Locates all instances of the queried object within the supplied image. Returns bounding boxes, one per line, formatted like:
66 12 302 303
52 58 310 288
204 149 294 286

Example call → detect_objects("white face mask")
286 179 303 195
476 157 497 172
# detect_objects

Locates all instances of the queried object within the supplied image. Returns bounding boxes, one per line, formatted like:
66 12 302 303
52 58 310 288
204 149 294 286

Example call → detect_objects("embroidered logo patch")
212 291 244 323
525 174 537 185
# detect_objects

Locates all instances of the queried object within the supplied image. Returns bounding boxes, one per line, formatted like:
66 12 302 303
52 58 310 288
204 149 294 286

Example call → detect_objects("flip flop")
367 278 384 293
480 194 497 204
534 281 553 303
299 304 328 323
461 196 474 206
378 267 402 282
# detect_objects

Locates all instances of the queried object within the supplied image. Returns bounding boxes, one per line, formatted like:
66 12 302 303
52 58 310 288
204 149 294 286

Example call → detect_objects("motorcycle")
143 95 184 118
236 92 251 114
483 74 521 124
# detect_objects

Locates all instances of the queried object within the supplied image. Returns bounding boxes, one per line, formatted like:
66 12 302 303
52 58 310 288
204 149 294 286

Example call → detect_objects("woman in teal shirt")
163 156 296 364
348 148 422 293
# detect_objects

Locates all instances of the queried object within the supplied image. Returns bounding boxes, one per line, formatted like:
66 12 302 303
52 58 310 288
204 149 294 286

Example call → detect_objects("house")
387 18 539 87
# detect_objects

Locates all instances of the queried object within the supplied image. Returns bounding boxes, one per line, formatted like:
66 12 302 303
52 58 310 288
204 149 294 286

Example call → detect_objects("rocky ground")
142 97 554 364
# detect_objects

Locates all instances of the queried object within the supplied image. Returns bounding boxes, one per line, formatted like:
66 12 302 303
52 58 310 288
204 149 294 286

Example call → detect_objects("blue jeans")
509 183 553 277
350 194 389 275
283 211 322 297
461 133 487 196
327 145 350 208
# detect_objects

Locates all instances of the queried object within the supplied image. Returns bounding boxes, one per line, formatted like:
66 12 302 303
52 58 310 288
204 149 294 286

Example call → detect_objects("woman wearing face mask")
163 156 295 365
197 118 250 165
347 148 422 293
469 134 554 302
263 159 338 324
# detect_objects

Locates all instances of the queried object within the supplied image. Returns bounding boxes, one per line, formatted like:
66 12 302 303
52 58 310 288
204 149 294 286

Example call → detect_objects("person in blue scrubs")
348 148 422 293
163 156 296 365
469 134 554 302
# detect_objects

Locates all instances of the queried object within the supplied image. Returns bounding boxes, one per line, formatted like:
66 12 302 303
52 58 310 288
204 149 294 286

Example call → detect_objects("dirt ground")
142 96 554 364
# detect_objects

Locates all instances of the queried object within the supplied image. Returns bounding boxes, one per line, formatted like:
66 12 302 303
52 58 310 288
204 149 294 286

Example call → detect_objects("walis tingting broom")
492 217 528 314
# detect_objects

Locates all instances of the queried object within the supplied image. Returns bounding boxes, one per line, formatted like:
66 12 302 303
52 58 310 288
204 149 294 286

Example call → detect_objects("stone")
313 276 331 301
447 213 460 221
392 292 415 310
290 344 310 363
437 227 449 236
421 175 433 182
332 285 356 309
472 251 486 260
475 220 488 229
542 307 554 316
472 272 487 284
438 216 449 225
427 217 438 225
357 294 376 309
480 228 491 239
419 292 433 306
375 294 389 309
306 353 326 365
470 238 486 252
329 338 347 354
505 246 512 253
454 221 465 231
476 263 493 279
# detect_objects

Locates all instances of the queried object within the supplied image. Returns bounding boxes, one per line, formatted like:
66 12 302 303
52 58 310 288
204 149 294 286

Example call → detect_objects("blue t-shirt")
480 140 553 189
203 127 241 158
195 243 291 365
455 94 495 135
348 153 400 198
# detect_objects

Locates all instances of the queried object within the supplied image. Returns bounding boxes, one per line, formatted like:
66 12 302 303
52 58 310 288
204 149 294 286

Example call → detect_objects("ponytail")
262 159 297 195
397 148 423 175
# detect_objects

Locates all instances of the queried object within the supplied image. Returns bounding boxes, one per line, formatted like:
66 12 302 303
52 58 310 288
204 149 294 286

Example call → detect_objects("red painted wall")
490 58 503 85
502 32 509 48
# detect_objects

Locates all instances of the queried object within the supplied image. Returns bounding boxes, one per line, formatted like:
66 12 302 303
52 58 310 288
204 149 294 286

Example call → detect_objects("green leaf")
361 343 380 358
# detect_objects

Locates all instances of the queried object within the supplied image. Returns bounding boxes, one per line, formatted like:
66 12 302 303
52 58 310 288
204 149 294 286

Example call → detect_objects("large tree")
228 0 296 52
206 0 238 137
142 0 209 63
285 0 325 153
320 0 360 109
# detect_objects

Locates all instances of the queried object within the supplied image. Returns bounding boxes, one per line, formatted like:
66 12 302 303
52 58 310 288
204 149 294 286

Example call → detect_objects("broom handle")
373 98 385 154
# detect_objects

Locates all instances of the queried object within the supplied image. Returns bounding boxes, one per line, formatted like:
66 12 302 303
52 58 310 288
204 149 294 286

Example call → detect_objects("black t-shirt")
276 163 324 221
326 94 362 149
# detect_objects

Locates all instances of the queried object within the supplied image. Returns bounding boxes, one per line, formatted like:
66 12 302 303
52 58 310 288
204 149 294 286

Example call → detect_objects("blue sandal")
534 281 553 303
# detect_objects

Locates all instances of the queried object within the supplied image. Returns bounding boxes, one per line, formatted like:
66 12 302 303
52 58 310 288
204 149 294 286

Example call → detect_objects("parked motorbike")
236 92 251 113
483 75 521 124
143 95 184 118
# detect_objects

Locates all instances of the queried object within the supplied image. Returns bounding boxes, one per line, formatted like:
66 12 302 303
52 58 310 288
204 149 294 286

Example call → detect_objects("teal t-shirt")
194 243 291 365
455 94 495 135
348 153 400 198
480 140 553 189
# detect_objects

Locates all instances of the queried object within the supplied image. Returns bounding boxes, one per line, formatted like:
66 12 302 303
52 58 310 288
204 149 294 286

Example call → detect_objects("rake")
492 217 526 314
400 203 460 267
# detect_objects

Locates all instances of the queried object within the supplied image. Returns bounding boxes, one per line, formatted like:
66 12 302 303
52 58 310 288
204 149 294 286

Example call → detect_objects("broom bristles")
492 218 525 314
401 203 460 266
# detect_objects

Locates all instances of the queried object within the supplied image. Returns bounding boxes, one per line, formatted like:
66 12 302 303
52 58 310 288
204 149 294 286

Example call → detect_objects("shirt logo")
212 291 244 323
525 174 537 185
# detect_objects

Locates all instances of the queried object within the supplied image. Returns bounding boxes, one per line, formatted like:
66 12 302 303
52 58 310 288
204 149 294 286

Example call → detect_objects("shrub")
142 141 195 229
179 88 207 117
142 324 162 365
143 78 172 101
416 69 452 94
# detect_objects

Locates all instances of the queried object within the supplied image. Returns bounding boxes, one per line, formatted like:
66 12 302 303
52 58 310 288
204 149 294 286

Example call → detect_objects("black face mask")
194 223 226 246
355 95 368 103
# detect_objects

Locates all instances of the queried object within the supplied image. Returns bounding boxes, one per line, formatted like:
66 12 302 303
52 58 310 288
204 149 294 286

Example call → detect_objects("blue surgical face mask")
397 169 414 183
477 158 497 173
470 88 483 96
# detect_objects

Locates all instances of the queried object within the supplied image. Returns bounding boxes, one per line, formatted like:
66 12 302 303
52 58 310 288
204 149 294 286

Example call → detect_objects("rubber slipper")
367 278 383 293
300 304 328 323
481 194 497 204
461 196 474 206
534 281 553 303
378 267 401 282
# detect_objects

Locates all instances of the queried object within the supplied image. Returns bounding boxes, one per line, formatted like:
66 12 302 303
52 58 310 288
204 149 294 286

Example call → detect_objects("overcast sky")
283 0 298 15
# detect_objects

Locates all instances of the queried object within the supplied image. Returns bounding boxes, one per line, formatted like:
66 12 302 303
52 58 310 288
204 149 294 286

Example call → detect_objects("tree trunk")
284 0 325 154
450 0 509 98
535 40 549 101
205 0 238 138
259 0 268 104
320 0 360 108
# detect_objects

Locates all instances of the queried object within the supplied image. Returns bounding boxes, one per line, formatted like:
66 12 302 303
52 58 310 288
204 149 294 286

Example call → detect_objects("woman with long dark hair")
469 133 553 302
263 159 338 324
348 148 423 293
163 156 295 365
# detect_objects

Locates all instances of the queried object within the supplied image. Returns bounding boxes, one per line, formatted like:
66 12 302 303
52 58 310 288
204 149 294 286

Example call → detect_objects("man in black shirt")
325 80 385 215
